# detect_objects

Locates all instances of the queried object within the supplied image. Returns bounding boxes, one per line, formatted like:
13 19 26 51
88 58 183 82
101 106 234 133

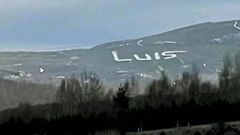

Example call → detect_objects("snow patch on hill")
117 70 128 74
138 73 153 79
13 63 23 67
180 65 191 69
3 71 32 80
210 32 240 43
210 38 224 44
153 41 177 45
158 65 164 71
57 76 65 79
107 43 130 49
69 56 79 60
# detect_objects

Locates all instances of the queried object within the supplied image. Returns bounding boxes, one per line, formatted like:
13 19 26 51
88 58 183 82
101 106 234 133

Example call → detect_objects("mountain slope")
1 20 240 86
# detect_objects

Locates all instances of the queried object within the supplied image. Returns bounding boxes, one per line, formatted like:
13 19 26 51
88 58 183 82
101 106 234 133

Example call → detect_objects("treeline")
0 78 56 110
1 52 240 134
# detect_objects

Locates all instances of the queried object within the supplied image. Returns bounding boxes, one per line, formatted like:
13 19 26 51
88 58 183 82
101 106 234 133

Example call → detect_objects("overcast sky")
0 0 240 51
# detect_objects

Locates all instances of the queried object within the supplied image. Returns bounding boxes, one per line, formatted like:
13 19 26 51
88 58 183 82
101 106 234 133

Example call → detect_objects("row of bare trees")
53 51 240 117
1 51 240 130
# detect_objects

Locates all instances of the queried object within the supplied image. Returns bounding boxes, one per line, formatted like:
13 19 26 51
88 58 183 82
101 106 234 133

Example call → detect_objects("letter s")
162 51 187 60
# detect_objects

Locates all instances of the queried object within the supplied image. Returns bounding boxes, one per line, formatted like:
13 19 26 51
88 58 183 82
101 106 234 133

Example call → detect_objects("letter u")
134 54 152 61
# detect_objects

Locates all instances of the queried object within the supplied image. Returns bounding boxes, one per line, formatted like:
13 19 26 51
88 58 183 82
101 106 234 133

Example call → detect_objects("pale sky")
0 0 240 51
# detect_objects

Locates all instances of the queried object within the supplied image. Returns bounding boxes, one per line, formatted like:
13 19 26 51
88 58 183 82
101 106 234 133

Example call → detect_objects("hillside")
0 20 240 86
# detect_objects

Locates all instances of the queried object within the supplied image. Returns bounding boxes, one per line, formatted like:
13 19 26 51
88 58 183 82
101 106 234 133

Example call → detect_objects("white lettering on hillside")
133 54 152 61
112 51 132 62
112 50 187 62
234 21 240 30
137 40 143 46
162 51 187 60
154 52 161 60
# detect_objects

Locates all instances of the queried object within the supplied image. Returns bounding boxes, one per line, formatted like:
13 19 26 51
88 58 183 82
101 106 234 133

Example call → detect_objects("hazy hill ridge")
0 20 240 85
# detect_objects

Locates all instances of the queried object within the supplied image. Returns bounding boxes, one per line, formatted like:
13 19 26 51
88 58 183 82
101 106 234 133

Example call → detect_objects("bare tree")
219 54 234 102
113 85 129 112
56 72 104 116
189 65 201 103
79 71 104 103
234 51 240 77
145 71 172 108
56 76 81 116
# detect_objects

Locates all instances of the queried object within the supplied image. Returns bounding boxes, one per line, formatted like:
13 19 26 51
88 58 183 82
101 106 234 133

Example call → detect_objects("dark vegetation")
0 78 56 110
1 52 240 134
